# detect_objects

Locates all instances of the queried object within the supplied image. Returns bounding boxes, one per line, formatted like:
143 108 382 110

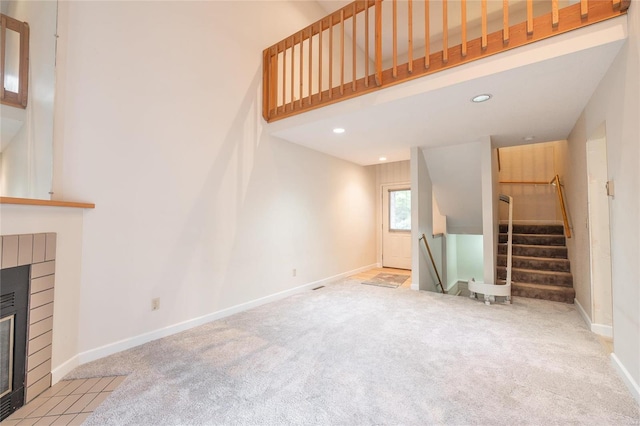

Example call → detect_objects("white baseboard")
611 353 640 405
574 298 613 337
446 280 460 295
574 298 591 328
591 323 613 338
54 264 378 378
410 282 419 290
51 355 80 384
575 299 637 403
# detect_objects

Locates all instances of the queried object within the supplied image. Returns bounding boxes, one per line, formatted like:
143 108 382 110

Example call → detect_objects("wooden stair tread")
498 254 569 263
498 266 572 277
511 282 575 292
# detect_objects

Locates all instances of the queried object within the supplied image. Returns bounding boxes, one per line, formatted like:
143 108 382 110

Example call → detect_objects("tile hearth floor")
2 376 127 425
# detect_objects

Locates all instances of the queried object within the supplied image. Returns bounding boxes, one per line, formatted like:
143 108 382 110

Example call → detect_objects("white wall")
565 3 640 400
453 234 485 283
32 0 377 374
424 141 484 234
411 147 442 291
0 0 56 199
481 138 498 285
445 233 458 288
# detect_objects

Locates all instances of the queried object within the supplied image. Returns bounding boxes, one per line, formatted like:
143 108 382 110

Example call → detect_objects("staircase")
497 224 575 304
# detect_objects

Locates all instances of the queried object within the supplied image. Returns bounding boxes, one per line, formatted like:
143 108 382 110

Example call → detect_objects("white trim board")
51 263 378 383
611 353 640 405
574 298 613 338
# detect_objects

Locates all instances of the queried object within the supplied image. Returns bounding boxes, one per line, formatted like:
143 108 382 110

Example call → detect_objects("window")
389 189 411 231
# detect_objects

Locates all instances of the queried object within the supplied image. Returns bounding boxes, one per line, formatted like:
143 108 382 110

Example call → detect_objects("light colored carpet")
65 278 639 425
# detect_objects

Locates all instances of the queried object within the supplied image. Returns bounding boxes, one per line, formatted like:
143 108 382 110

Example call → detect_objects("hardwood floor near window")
349 267 412 288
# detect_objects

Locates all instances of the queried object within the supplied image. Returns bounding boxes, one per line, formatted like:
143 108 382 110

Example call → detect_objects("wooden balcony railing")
262 0 629 122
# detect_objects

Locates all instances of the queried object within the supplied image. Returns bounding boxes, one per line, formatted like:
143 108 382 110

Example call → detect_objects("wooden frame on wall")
1 13 30 109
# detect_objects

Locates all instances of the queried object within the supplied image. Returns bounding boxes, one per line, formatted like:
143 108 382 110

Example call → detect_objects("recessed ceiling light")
333 128 345 134
523 135 535 141
471 94 492 103
379 156 387 161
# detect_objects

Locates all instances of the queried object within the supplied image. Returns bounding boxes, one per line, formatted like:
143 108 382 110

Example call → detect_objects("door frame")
380 182 412 269
586 123 614 338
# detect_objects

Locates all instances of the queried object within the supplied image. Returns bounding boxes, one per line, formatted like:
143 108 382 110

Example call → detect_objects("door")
382 184 411 269
586 127 613 330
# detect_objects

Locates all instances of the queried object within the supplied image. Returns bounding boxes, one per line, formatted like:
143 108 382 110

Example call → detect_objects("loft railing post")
527 0 533 35
365 2 370 87
352 3 357 91
262 49 270 121
580 0 588 18
270 47 278 115
424 0 430 69
442 0 448 63
375 0 382 86
262 48 278 120
461 0 467 57
392 0 397 77
481 0 488 49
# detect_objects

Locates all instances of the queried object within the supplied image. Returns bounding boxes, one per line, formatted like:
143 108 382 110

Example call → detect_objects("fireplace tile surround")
1 233 57 408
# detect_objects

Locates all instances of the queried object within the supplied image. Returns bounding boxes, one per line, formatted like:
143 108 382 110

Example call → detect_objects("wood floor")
349 267 412 289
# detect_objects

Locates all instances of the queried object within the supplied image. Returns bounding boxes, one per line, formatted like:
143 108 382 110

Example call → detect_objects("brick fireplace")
0 233 56 420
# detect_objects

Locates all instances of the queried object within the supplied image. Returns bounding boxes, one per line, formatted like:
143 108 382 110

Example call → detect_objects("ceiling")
268 16 627 166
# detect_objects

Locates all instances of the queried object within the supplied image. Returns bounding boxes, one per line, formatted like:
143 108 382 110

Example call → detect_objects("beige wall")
18 0 378 377
565 4 639 397
498 140 566 223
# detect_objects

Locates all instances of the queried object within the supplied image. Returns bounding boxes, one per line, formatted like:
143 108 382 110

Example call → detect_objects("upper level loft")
262 0 630 123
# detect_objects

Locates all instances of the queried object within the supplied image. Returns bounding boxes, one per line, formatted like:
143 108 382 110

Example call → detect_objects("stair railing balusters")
262 0 629 122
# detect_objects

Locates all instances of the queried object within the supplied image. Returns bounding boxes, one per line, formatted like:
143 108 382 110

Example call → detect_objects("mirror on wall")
0 1 57 200
1 13 29 108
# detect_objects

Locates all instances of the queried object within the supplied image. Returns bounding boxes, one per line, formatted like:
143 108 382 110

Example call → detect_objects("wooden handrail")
263 0 629 122
550 174 572 238
499 181 550 185
419 233 446 294
0 197 95 209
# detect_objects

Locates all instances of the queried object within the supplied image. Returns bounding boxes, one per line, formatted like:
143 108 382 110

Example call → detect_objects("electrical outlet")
151 297 160 311
292 268 297 277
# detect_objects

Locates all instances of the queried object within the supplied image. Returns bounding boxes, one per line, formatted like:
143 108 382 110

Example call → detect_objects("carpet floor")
65 278 639 425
